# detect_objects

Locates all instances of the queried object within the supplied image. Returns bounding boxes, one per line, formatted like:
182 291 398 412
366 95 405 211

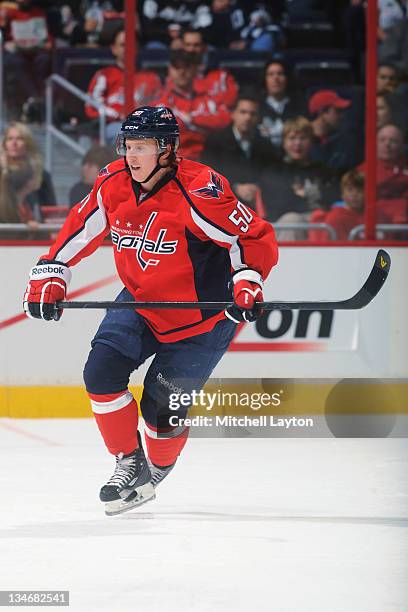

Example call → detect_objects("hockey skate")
100 433 155 516
148 460 176 488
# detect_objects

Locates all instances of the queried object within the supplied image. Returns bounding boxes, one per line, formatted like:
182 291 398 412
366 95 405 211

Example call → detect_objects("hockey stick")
57 249 391 312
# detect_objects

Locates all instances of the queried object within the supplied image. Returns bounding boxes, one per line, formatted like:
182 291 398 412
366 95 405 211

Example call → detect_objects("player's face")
125 138 160 181
4 127 26 159
283 130 312 161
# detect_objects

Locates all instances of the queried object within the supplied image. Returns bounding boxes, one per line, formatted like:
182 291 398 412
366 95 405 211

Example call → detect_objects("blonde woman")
0 122 56 223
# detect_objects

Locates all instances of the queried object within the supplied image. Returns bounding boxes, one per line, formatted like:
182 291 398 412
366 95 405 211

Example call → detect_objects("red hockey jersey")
85 66 162 121
43 158 278 342
152 88 231 160
2 6 50 48
194 69 238 109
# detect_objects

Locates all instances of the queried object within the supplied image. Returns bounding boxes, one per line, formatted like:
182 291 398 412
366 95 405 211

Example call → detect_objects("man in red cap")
308 89 362 173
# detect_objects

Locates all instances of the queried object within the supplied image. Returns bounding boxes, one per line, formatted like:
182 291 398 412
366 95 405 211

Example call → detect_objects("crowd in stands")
0 0 408 241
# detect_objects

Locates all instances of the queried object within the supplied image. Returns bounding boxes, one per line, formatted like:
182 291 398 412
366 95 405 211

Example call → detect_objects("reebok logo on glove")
29 264 70 281
31 265 66 276
23 259 72 321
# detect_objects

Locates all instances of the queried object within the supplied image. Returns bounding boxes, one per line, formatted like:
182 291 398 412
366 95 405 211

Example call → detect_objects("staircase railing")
45 73 108 172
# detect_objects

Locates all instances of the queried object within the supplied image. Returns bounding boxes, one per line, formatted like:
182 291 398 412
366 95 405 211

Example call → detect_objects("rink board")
1 245 407 417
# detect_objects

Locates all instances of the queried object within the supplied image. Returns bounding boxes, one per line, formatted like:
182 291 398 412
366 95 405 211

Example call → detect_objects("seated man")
308 89 362 173
181 27 238 109
85 29 162 143
358 123 408 224
201 94 279 208
152 49 231 160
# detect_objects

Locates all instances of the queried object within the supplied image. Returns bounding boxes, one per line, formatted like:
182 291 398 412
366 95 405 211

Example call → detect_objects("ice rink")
1 418 407 612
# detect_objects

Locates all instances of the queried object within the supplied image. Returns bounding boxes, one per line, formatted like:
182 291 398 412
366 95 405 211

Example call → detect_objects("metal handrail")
274 222 337 240
348 224 408 240
45 73 108 172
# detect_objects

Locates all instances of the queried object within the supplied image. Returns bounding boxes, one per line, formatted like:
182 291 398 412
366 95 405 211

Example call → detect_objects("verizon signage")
0 245 405 383
229 308 358 352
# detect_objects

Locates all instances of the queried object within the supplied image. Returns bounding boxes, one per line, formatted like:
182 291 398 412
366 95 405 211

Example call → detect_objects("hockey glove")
225 269 264 323
23 259 71 321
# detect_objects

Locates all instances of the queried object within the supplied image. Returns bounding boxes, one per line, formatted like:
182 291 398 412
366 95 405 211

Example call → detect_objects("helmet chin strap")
139 150 167 184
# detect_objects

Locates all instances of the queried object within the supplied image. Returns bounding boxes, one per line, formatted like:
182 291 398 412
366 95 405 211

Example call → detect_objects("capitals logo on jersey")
190 171 224 199
111 211 178 270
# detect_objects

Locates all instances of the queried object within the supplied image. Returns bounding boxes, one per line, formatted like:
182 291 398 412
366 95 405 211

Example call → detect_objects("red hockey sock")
89 390 139 456
144 422 189 466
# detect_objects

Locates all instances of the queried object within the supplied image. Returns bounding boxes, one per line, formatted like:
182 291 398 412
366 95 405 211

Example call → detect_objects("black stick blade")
352 248 391 309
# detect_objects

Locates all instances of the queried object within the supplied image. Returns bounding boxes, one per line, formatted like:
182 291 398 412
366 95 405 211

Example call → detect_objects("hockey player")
23 106 278 516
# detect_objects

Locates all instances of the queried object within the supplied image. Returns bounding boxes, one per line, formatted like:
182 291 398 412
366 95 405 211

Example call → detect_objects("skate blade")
104 482 156 516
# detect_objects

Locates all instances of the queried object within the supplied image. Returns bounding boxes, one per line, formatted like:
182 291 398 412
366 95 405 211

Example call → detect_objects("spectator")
201 94 279 207
181 27 238 108
378 0 406 33
258 60 306 149
45 4 81 46
240 8 282 53
259 116 338 239
308 89 361 172
358 123 408 223
85 29 162 144
377 92 393 129
1 0 52 119
0 122 57 217
64 0 125 47
152 49 231 160
199 0 246 49
377 62 400 94
0 162 38 226
69 145 116 207
168 23 183 48
139 0 205 48
379 19 408 76
309 170 392 241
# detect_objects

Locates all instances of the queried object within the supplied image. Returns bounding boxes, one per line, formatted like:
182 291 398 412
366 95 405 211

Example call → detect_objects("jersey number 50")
228 202 253 233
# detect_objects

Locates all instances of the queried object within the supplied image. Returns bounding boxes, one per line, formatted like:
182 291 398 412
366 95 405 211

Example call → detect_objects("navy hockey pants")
83 287 236 427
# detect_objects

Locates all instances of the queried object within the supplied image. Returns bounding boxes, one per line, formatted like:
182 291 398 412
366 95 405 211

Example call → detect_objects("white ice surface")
0 419 407 612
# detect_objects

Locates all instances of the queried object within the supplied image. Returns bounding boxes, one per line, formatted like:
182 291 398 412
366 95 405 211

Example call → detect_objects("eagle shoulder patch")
190 171 224 199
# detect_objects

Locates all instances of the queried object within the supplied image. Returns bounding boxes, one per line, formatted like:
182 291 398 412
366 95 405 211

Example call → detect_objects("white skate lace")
106 455 136 488
149 463 173 486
